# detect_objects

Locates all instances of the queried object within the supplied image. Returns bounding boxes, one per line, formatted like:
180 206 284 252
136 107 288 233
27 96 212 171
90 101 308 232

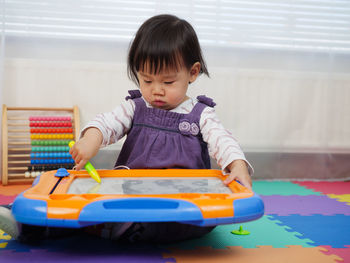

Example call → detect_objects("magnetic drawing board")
12 169 264 228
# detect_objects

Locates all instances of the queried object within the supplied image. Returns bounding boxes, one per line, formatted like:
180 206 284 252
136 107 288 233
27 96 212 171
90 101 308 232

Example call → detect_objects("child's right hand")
69 128 103 170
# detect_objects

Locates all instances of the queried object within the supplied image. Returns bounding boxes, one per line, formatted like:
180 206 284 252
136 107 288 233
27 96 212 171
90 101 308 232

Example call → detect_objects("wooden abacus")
2 105 80 185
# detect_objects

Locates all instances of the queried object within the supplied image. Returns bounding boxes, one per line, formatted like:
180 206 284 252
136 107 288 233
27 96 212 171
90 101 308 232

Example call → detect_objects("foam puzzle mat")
1 181 349 262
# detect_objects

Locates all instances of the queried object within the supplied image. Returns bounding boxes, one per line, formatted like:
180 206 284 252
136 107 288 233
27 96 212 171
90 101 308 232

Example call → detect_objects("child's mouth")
153 100 166 107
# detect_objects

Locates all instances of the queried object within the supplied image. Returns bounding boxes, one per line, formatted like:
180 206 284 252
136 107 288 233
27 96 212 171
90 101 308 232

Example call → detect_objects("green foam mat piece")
253 181 322 196
165 216 315 249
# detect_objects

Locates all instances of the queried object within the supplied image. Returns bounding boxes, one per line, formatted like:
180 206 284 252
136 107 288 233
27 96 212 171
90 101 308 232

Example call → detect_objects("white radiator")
192 68 350 153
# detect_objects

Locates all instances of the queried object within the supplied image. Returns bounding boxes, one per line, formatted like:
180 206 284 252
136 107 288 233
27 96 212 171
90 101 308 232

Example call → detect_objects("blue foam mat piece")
269 214 350 248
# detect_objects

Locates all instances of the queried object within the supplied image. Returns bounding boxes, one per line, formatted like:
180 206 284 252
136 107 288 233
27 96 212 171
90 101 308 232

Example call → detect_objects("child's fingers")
70 150 77 161
75 159 87 171
223 174 235 185
223 174 252 190
69 145 85 169
240 177 252 190
69 151 91 171
69 146 79 161
69 147 74 156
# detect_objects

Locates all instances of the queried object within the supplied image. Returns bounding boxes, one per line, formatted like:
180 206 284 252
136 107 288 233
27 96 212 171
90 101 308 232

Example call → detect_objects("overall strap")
190 95 216 119
125 89 146 109
178 96 216 137
125 89 142 100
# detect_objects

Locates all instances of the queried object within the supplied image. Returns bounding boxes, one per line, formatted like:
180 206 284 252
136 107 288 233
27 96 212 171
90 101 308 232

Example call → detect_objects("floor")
0 180 349 263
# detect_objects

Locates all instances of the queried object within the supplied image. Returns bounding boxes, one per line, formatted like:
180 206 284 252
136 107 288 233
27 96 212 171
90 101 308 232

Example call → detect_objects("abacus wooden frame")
1 105 80 185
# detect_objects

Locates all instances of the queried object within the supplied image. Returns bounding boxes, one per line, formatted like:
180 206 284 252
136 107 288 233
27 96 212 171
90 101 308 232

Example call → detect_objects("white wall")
2 38 350 180
3 54 350 154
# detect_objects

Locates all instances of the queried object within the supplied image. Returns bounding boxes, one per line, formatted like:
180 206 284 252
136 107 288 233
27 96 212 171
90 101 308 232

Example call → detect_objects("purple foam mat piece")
0 249 174 263
0 235 175 263
261 195 350 216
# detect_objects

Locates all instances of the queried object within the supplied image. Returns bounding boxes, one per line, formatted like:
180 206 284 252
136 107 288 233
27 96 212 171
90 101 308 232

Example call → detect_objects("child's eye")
164 81 175 85
144 80 152 84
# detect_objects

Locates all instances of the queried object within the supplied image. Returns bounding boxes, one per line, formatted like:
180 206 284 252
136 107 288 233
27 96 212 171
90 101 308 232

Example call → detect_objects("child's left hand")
223 160 252 190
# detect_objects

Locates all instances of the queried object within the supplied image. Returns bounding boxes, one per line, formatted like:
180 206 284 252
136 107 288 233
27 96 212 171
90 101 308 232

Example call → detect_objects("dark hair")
127 14 209 85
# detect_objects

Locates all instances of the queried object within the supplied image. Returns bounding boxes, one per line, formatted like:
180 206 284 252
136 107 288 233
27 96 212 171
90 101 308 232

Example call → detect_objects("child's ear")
189 62 201 83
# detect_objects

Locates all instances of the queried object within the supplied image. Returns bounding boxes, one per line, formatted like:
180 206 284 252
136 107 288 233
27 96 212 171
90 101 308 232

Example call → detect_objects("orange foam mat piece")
0 185 31 196
163 245 343 263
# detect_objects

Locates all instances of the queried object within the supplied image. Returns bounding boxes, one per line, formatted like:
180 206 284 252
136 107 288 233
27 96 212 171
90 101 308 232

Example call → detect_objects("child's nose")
152 83 165 95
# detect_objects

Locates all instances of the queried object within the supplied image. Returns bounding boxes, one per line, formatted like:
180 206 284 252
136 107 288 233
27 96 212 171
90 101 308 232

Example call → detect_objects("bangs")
136 51 183 75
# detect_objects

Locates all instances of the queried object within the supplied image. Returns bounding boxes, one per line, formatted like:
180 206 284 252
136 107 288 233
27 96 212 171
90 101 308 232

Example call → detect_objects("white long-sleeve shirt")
82 97 253 174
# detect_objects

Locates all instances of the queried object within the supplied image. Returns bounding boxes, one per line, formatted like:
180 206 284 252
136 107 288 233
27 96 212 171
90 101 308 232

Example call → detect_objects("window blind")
1 0 350 52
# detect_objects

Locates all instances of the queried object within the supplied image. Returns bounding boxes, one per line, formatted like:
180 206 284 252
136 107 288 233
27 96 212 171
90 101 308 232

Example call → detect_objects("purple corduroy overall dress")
115 89 216 170
113 90 217 243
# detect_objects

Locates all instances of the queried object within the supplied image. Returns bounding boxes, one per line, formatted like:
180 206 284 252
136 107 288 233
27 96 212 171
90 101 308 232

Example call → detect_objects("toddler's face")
137 62 200 110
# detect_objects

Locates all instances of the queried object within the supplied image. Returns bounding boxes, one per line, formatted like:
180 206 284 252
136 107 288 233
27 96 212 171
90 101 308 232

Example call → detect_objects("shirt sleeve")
199 107 254 175
80 99 135 147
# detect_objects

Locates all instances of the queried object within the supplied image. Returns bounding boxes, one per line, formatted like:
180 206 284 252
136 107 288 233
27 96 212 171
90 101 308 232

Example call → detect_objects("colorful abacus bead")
29 116 72 122
30 134 74 140
30 152 72 158
32 164 74 171
29 122 72 127
31 140 71 146
34 146 70 152
30 128 74 134
30 158 74 165
28 115 74 177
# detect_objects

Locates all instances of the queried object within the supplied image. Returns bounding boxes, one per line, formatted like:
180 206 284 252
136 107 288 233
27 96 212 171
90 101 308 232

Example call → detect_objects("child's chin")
153 102 171 110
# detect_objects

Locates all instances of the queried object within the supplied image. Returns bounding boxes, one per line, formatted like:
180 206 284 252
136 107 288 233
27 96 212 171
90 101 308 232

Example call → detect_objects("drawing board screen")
67 177 232 195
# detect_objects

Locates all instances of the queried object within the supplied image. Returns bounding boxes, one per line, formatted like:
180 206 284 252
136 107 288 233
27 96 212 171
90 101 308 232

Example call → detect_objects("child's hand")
223 160 252 190
69 128 102 170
